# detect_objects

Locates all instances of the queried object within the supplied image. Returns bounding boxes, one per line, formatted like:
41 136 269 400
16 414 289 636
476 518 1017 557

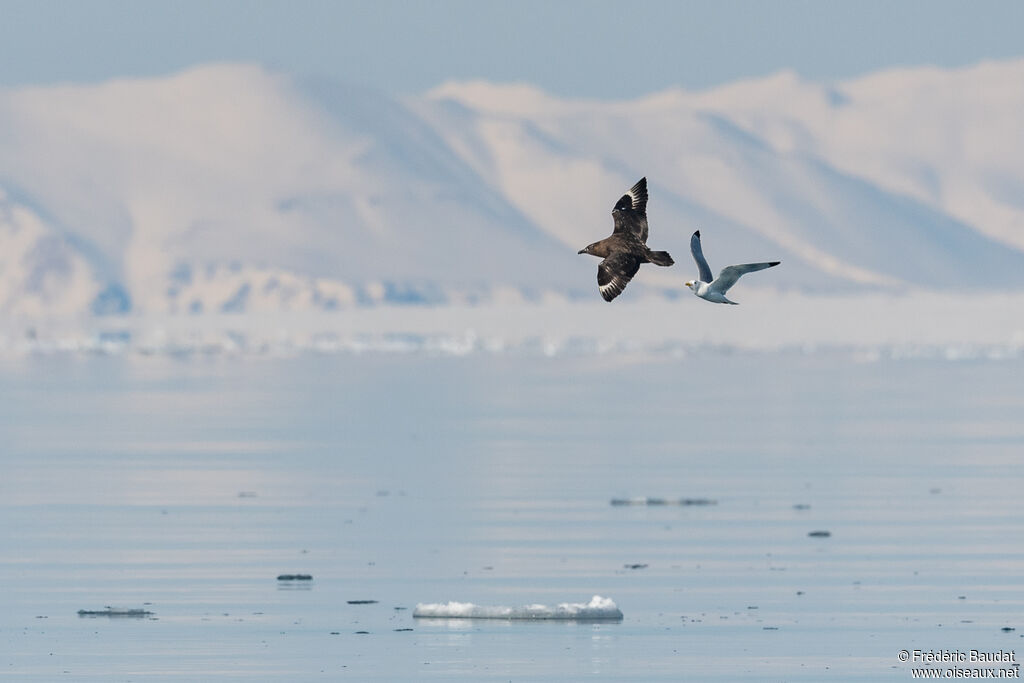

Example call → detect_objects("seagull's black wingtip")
693 230 701 238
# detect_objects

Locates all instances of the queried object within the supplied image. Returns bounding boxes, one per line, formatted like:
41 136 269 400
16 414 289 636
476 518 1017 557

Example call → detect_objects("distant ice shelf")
3 291 1024 360
412 595 622 621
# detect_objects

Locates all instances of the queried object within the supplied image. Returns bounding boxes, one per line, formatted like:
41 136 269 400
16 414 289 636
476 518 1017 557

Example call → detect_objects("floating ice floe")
610 497 717 506
77 607 154 618
412 595 622 621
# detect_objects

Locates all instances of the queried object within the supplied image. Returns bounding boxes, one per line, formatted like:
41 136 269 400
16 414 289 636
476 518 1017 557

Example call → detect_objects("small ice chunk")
610 497 716 506
413 595 622 621
77 607 153 617
611 497 666 506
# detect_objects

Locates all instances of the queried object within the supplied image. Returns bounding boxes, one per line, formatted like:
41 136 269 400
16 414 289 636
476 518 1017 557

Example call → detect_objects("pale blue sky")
2 0 1023 97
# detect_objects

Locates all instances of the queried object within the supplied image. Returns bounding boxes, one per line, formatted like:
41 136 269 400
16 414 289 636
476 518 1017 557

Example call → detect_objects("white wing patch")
627 187 643 211
600 280 623 297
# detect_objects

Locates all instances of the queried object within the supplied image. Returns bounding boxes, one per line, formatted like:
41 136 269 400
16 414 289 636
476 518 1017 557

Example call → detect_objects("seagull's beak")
577 248 586 254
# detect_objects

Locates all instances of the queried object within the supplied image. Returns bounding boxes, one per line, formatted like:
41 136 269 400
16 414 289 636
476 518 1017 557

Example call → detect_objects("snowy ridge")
0 64 586 317
3 60 1024 321
421 62 1024 291
413 595 622 621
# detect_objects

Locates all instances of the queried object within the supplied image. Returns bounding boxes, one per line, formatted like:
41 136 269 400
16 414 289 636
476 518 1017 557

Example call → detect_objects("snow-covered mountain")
2 60 1024 317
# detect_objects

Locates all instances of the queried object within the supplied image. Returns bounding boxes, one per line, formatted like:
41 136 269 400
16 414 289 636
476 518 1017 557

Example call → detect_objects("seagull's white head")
684 280 696 291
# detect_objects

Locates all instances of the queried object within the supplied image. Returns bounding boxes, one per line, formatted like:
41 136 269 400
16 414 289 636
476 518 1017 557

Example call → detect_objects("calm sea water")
1 351 1022 680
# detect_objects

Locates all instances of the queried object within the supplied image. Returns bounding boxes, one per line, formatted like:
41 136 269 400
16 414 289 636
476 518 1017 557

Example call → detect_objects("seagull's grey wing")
689 231 714 283
611 177 649 242
710 261 781 293
597 251 642 302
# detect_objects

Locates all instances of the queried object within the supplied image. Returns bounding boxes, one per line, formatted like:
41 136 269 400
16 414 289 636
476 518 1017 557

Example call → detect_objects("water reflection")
1 355 1023 681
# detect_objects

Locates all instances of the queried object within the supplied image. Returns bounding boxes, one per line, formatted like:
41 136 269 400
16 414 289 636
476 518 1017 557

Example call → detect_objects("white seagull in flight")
684 230 780 305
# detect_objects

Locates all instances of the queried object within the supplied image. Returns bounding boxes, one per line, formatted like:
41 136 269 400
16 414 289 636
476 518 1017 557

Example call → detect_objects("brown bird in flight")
578 177 674 301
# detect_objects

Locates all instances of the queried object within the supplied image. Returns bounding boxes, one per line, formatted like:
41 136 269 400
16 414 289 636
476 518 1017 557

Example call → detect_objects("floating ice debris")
610 497 716 506
413 595 622 621
347 600 378 605
77 607 153 618
277 574 313 581
623 563 648 570
807 530 832 538
612 497 667 506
